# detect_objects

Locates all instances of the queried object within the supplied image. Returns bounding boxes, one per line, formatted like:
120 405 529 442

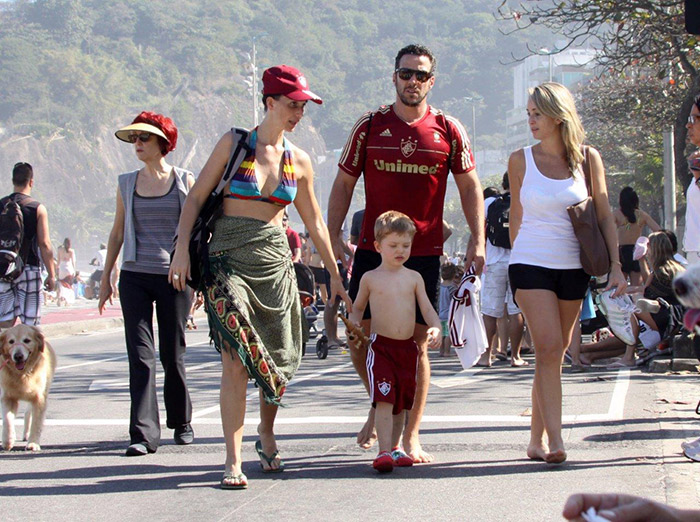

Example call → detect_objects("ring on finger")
173 274 180 280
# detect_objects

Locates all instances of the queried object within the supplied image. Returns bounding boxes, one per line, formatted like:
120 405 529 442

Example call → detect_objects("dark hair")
502 172 510 191
262 94 282 112
440 262 458 280
63 238 71 250
483 186 500 199
12 162 33 187
694 93 700 113
661 229 678 253
394 44 436 74
131 111 177 156
619 186 639 224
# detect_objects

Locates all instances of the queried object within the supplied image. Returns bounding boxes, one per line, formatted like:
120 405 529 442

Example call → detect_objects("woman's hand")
169 246 191 292
563 493 690 521
605 264 627 298
98 278 112 315
328 274 352 314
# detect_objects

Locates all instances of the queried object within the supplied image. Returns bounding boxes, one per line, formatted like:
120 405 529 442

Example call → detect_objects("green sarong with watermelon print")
204 215 302 405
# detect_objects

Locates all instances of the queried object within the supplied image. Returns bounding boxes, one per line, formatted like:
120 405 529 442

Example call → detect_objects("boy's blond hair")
374 210 416 243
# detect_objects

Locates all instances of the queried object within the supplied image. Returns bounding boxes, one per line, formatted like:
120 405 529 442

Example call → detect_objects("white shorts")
0 266 43 325
481 260 520 318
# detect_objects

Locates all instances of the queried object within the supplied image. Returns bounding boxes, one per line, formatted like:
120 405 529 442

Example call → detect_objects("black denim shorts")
508 263 589 302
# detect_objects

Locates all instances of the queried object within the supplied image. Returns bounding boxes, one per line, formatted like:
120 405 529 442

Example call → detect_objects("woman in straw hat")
99 111 195 457
170 65 351 489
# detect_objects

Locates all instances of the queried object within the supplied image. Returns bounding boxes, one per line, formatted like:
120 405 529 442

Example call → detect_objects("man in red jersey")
327 44 485 463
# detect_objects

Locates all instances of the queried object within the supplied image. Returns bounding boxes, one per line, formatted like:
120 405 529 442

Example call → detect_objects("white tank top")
509 146 588 269
684 179 700 252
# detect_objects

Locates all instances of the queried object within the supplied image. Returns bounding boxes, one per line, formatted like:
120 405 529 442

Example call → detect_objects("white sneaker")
595 290 638 346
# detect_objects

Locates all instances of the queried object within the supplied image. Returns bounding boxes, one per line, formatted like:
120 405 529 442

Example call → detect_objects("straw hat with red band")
262 65 323 105
115 122 169 144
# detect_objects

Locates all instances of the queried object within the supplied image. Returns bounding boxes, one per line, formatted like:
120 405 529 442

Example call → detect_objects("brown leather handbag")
566 147 610 277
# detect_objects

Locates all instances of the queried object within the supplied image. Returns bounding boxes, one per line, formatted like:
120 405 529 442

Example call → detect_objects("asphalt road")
2 319 700 521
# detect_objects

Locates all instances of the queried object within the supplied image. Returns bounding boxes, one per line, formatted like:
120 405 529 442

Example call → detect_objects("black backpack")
486 193 511 249
0 196 25 282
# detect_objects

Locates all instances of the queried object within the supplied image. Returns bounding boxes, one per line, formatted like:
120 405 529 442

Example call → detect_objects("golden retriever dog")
0 324 56 451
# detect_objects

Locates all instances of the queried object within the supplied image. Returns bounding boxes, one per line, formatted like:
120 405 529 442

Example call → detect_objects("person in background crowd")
56 237 76 306
476 173 526 368
684 95 700 265
614 186 660 285
99 110 195 457
0 162 55 327
283 212 302 262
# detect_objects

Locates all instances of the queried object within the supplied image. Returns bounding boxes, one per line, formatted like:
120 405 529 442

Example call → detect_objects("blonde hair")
528 82 586 175
374 211 416 243
647 231 684 287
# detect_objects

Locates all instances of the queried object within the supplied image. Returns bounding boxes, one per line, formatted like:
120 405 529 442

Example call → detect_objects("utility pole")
663 128 677 231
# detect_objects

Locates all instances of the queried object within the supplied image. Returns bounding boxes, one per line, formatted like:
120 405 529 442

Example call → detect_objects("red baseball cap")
262 65 323 105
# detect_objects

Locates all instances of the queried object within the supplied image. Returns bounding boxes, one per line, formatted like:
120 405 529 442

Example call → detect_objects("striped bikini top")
226 129 297 206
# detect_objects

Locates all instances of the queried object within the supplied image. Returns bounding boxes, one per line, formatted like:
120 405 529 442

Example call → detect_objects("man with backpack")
476 172 526 367
0 162 55 327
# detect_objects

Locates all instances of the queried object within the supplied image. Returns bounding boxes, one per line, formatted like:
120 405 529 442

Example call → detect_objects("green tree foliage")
497 0 700 188
0 0 552 148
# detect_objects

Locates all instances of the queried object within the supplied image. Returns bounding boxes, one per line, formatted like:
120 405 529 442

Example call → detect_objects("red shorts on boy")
366 334 419 415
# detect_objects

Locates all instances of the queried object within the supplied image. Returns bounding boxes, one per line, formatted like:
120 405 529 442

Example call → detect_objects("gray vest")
118 167 191 264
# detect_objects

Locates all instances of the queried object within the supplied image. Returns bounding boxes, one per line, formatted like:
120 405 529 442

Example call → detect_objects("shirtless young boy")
348 211 441 473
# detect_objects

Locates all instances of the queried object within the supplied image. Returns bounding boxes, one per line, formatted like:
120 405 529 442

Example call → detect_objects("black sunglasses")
126 132 154 143
395 68 433 83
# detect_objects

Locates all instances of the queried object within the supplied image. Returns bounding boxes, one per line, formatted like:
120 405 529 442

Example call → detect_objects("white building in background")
506 47 598 152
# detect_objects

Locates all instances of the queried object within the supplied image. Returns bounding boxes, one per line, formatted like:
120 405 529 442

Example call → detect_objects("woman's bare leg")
517 289 582 463
220 353 249 477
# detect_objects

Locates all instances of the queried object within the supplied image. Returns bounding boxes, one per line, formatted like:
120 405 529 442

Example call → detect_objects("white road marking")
57 355 127 371
431 367 487 388
88 360 219 391
191 362 354 419
44 361 631 428
607 368 631 420
58 341 212 373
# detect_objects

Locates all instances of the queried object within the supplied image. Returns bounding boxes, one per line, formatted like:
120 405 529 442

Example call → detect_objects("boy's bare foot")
357 409 377 449
526 443 548 461
544 448 567 464
404 435 434 463
511 357 529 367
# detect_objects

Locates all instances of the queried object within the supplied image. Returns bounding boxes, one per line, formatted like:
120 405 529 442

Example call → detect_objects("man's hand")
465 240 485 275
43 275 55 292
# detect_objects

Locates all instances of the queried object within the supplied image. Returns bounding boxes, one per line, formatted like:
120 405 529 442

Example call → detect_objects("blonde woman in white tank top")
507 83 626 464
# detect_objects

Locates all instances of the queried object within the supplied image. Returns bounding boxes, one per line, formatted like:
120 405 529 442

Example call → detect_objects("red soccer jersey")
338 105 475 256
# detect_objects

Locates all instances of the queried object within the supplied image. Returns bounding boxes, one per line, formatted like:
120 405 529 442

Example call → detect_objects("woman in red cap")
99 111 195 457
170 65 350 489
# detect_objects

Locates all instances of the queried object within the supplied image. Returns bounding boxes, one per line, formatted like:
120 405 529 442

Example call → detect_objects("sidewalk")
40 298 124 337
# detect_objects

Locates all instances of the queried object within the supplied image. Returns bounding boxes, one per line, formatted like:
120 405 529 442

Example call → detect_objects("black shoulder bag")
173 127 251 290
